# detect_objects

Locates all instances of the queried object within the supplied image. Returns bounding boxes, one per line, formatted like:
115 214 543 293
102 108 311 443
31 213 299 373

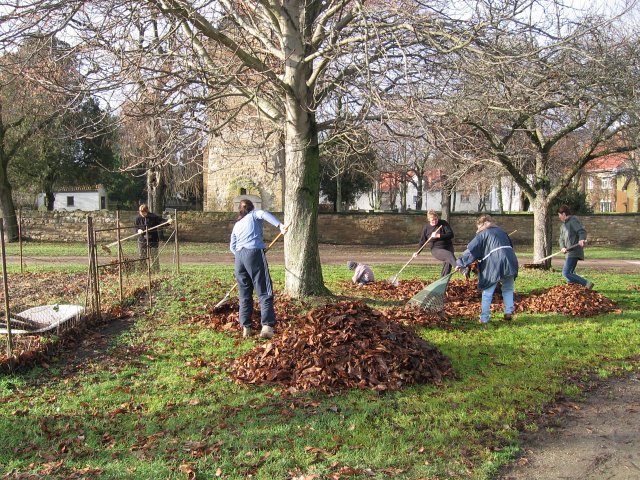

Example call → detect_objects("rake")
388 225 442 286
213 230 285 309
523 243 580 269
406 271 456 313
101 219 173 255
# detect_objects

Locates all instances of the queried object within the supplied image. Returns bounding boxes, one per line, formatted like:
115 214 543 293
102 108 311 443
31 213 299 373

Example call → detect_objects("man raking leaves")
228 199 288 339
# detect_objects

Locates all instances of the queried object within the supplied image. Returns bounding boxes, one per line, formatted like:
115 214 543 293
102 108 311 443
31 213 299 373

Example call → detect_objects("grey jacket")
559 215 587 260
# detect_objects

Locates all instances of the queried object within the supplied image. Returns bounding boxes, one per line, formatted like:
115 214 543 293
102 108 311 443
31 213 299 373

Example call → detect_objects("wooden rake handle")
534 243 581 263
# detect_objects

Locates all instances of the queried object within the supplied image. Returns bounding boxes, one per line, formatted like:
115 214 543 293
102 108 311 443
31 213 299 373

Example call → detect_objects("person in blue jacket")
230 199 288 339
456 215 519 324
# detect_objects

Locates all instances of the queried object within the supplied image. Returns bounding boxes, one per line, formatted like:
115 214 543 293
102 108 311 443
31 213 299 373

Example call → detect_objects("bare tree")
0 36 85 240
437 7 640 261
1 0 491 296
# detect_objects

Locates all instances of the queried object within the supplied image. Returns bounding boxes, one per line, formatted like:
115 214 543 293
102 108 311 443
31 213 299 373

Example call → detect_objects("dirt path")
6 244 640 272
499 370 640 480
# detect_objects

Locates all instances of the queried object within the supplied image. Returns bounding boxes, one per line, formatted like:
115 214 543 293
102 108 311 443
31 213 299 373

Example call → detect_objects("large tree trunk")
146 167 166 214
415 177 423 210
531 195 552 267
0 159 19 242
335 173 342 212
440 183 452 221
45 191 55 211
282 43 329 297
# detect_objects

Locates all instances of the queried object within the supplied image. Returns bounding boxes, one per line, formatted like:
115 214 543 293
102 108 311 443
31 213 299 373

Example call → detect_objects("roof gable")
585 154 627 172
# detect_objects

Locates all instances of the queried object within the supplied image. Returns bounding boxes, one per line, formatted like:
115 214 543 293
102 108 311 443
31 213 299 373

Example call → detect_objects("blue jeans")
480 275 515 323
562 257 587 286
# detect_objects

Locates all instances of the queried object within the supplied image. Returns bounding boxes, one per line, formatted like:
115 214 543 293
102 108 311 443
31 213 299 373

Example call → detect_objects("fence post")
174 209 180 275
1 220 14 371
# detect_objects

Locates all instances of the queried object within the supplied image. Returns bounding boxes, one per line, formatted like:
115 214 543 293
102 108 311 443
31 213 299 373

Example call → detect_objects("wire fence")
1 212 181 371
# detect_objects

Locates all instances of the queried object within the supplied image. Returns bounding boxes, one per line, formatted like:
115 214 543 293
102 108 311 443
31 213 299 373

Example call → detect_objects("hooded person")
347 261 374 285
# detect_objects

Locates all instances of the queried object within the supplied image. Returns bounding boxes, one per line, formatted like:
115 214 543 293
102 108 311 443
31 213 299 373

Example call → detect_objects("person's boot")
260 325 274 339
242 327 254 338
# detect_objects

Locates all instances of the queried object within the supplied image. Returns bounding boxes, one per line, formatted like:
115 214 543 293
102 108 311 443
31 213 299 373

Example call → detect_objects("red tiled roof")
585 154 627 172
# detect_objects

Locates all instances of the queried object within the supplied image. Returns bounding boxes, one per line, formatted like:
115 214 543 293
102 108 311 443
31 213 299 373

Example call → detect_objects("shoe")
504 314 513 321
585 281 594 290
242 327 254 338
479 319 489 324
260 325 274 339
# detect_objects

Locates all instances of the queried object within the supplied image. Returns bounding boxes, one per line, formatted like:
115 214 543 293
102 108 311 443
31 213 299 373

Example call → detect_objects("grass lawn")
4 241 640 259
0 255 639 479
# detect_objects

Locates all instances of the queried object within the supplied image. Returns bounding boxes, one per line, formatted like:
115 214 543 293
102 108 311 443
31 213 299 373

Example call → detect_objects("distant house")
36 184 108 211
582 154 638 213
354 170 525 213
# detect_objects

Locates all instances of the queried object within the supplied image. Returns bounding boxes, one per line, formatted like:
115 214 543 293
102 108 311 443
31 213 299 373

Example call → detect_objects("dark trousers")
138 242 159 272
432 247 457 277
235 248 276 328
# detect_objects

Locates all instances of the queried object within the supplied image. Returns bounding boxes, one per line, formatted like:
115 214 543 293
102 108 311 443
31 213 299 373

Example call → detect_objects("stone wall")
16 211 640 246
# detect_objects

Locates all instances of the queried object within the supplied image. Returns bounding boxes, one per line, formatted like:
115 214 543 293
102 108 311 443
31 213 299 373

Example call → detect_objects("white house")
354 172 525 213
36 184 108 211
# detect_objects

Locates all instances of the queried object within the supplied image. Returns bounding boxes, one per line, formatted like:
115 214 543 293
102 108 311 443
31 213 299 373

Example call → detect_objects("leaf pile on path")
228 301 454 392
516 283 619 316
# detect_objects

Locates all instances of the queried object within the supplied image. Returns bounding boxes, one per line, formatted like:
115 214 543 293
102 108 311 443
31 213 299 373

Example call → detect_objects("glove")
137 229 143 234
167 217 173 224
279 224 288 234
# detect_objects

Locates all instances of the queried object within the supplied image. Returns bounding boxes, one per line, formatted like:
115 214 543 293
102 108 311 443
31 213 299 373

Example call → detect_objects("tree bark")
531 195 552 267
0 158 18 242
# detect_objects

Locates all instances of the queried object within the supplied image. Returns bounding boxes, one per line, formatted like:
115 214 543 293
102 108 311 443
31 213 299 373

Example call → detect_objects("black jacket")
135 212 165 247
419 219 455 251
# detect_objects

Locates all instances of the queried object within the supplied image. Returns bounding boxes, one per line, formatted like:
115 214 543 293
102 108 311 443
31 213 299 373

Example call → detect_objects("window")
66 196 74 207
587 177 594 189
100 196 106 209
240 188 247 195
460 192 470 203
600 201 612 213
601 177 612 190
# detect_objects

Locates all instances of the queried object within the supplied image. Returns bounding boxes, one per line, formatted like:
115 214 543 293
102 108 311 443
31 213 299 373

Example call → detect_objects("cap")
347 261 357 270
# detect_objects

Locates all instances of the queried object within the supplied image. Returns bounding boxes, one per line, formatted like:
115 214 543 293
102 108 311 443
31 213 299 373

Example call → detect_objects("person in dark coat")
415 210 457 277
135 204 169 272
558 204 592 289
456 215 519 324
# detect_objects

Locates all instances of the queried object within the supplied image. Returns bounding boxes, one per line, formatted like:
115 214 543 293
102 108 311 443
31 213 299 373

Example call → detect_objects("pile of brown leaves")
343 280 427 300
517 283 620 316
382 306 454 329
184 296 305 335
228 301 454 392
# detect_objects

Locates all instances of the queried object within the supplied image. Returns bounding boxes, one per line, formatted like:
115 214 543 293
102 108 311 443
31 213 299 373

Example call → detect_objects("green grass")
1 260 639 479
5 241 640 259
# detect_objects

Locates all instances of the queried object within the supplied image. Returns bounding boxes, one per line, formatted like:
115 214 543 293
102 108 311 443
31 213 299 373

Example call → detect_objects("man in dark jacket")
558 204 592 289
456 215 519 324
416 210 457 277
135 204 168 272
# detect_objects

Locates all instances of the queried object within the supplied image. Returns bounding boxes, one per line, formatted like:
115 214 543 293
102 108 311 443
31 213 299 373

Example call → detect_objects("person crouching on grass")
230 199 288 339
455 215 519 324
347 261 374 285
